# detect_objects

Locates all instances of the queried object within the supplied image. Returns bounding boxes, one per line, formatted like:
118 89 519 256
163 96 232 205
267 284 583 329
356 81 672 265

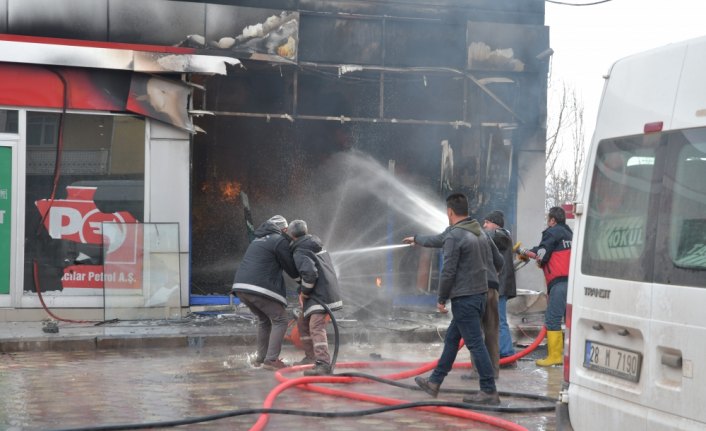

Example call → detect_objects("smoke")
283 150 448 316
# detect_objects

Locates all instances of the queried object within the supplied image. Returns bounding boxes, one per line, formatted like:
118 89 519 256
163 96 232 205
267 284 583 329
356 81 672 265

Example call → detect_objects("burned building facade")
0 0 548 319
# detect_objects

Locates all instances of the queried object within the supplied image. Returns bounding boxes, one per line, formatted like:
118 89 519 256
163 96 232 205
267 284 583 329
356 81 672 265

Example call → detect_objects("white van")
556 36 706 430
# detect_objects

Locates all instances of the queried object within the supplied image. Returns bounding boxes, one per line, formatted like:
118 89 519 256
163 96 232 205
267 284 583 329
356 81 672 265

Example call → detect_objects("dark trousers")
545 280 568 331
481 288 500 376
236 292 289 362
430 293 497 393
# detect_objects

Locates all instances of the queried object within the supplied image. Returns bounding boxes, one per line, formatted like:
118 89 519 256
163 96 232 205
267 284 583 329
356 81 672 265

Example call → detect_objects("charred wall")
1 0 549 297
189 4 548 294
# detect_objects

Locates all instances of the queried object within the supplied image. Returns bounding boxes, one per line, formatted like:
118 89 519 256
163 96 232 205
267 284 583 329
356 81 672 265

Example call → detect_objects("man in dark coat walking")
403 193 500 405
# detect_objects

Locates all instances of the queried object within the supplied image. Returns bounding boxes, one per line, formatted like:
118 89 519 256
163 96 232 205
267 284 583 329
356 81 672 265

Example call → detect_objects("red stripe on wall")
0 63 130 111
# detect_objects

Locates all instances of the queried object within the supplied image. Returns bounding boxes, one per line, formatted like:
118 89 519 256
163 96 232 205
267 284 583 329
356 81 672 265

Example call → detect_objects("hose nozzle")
512 242 522 253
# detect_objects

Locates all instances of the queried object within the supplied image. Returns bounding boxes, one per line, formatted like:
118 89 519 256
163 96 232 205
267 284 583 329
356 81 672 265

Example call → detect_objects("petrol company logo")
35 186 137 251
35 185 141 289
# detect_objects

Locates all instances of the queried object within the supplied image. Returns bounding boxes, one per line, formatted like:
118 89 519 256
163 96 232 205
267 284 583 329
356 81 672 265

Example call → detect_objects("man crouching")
288 220 343 376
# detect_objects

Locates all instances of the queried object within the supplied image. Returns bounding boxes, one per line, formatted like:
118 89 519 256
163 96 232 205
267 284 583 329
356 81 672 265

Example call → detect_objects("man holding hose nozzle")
517 206 572 367
402 193 501 406
287 219 343 376
232 215 300 371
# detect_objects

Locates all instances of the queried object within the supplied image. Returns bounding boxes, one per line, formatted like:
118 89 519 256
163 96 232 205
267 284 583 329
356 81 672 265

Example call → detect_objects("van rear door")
569 133 661 428
647 129 706 428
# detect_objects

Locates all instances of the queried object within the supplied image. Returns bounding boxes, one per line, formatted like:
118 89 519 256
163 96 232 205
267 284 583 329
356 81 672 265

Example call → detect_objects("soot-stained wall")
1 0 549 300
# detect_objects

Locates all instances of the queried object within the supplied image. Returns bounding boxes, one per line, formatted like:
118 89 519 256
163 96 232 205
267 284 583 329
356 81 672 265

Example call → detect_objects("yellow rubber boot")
536 330 564 367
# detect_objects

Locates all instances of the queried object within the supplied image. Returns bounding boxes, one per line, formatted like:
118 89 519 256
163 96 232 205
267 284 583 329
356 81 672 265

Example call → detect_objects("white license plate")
583 340 642 382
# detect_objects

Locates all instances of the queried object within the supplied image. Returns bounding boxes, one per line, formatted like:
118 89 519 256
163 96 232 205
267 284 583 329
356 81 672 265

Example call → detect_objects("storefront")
0 36 236 320
0 0 549 319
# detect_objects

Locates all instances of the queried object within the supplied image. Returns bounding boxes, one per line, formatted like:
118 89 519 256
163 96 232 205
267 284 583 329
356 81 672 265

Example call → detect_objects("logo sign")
35 185 141 290
0 147 11 295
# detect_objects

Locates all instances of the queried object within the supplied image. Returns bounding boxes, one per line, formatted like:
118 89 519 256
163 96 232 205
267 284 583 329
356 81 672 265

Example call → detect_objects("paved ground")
0 307 556 431
0 343 561 431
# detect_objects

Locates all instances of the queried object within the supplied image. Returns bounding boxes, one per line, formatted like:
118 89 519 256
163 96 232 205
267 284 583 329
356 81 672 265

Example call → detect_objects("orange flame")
220 181 241 202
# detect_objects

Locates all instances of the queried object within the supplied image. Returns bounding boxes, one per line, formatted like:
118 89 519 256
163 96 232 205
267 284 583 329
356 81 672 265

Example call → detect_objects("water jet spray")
330 243 412 257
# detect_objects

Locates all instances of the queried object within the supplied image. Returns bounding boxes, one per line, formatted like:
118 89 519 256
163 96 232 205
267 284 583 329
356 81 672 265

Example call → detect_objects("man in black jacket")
403 193 500 405
232 215 300 370
287 219 343 376
483 210 518 367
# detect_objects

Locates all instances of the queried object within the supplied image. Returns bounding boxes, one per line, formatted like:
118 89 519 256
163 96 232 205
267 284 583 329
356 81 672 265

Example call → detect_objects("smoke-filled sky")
546 0 703 151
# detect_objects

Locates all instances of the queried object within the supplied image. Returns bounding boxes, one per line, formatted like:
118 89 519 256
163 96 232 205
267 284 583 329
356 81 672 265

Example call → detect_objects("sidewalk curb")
0 327 450 353
0 320 542 353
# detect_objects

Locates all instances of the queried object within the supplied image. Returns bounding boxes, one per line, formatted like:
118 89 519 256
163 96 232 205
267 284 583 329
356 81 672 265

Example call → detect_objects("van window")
654 129 706 287
582 135 660 281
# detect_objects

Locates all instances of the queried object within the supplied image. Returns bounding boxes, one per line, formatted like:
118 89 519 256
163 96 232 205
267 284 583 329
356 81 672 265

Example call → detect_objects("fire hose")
250 299 554 431
46 296 552 431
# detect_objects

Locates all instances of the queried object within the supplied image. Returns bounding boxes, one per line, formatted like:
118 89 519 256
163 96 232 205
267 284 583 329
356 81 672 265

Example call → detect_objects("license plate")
583 340 642 382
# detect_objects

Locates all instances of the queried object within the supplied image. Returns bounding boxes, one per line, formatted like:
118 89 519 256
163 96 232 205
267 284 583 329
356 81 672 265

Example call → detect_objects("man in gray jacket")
402 193 500 405
232 215 300 370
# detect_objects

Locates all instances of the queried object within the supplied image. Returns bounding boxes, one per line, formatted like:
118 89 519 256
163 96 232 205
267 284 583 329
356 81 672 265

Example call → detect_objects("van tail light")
563 302 572 383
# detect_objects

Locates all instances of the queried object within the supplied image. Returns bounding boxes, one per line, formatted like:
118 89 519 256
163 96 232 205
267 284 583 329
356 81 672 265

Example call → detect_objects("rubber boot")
536 330 563 367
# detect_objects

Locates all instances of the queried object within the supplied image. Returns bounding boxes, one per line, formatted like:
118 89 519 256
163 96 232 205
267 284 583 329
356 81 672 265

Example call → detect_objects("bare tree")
546 82 586 211
546 82 568 178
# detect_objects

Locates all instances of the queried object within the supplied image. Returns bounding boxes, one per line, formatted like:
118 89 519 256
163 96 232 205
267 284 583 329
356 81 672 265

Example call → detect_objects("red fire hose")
249 326 548 431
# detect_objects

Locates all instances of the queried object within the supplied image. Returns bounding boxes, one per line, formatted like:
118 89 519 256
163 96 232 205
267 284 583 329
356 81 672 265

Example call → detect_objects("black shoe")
294 356 316 366
463 390 501 406
303 361 332 376
414 376 440 398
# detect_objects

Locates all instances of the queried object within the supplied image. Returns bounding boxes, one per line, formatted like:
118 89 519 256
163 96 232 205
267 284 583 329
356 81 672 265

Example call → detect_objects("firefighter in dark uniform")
232 215 300 370
287 219 343 376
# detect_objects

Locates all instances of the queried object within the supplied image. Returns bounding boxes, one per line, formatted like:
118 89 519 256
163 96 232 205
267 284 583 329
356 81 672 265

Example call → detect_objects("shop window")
23 112 146 295
0 110 18 133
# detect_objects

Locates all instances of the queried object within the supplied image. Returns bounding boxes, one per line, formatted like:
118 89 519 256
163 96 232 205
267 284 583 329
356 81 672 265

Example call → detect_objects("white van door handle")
661 353 682 368
617 329 630 336
592 323 604 330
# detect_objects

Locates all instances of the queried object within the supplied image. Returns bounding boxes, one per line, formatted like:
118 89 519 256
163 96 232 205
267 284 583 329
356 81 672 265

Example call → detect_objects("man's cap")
268 215 288 231
484 210 505 228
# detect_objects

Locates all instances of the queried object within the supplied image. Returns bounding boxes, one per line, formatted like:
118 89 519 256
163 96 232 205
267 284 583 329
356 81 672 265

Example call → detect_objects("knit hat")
484 210 505 228
268 215 288 231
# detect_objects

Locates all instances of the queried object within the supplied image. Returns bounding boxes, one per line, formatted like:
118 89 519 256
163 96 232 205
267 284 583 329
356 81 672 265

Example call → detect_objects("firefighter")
287 219 343 376
518 206 572 367
232 215 300 370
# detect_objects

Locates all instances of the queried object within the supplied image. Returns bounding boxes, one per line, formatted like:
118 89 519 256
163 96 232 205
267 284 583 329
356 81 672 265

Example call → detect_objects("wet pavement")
0 341 561 431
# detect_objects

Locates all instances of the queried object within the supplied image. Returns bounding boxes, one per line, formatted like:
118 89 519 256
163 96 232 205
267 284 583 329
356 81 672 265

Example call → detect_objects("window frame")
653 128 706 288
580 133 663 282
